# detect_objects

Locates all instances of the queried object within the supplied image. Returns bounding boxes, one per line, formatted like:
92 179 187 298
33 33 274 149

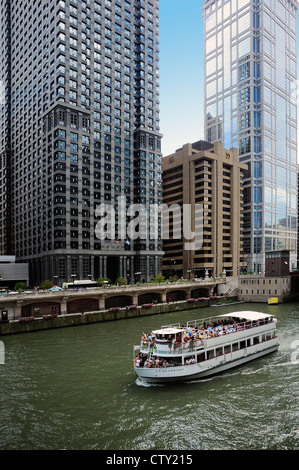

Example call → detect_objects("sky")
159 0 206 156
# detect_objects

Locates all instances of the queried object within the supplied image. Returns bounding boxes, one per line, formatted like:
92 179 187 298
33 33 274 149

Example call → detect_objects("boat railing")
162 317 274 332
140 318 275 355
140 339 206 355
186 317 274 330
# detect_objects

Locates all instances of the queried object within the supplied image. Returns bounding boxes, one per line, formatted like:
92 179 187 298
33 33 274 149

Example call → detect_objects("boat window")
232 342 239 351
224 345 231 354
240 340 246 349
207 349 215 359
246 339 251 347
168 358 182 365
216 347 223 356
198 352 205 362
253 336 259 344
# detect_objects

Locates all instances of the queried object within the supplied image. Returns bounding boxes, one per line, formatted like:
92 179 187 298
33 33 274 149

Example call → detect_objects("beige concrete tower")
162 140 247 279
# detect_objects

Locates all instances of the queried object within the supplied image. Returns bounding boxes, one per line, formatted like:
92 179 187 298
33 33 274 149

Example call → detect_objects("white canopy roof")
219 311 273 321
152 327 185 335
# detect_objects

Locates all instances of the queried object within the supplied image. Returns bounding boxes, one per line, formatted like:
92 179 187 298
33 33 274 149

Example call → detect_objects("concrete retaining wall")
0 299 212 336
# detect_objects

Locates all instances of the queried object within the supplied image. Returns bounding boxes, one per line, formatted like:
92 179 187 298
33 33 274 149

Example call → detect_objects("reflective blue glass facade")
203 0 298 272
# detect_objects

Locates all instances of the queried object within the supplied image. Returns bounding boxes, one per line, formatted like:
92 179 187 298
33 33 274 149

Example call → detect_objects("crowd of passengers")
134 317 272 369
133 353 191 368
141 317 272 345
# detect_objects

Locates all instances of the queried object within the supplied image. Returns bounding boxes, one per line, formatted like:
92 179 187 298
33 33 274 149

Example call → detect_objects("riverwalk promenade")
0 279 228 336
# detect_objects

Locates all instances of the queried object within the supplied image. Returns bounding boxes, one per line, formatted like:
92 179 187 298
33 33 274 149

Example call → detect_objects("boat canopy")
219 311 273 322
152 327 185 335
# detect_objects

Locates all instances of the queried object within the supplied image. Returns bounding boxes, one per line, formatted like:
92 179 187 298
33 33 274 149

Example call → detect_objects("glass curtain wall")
203 0 298 272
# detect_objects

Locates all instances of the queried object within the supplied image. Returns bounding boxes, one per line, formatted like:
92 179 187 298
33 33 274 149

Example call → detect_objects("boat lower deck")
135 341 279 384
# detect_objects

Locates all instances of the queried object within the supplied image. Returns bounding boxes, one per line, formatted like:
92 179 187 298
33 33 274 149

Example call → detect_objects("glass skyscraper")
0 0 163 285
203 0 298 273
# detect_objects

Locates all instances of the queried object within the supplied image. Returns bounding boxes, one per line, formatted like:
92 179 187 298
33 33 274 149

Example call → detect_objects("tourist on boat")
155 357 162 367
134 356 140 367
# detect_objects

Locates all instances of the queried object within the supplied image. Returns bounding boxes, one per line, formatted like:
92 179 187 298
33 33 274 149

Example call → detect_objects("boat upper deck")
177 311 274 329
139 311 276 356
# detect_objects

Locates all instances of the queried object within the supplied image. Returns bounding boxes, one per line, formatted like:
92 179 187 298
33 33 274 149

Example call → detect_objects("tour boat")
133 311 279 384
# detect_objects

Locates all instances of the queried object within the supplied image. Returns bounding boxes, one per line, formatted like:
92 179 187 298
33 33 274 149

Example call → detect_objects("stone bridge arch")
22 302 61 317
67 298 99 314
191 287 211 298
138 292 162 305
105 295 133 309
166 290 187 302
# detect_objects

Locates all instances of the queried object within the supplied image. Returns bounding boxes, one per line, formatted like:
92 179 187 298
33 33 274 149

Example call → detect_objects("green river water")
0 302 298 451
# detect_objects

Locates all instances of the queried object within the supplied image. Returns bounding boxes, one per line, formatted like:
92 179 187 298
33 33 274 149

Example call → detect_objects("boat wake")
135 378 164 388
270 361 296 368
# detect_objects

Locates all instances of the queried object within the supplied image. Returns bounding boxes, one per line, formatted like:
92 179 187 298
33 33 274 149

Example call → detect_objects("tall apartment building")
0 0 163 285
203 0 298 274
162 140 247 279
0 0 12 256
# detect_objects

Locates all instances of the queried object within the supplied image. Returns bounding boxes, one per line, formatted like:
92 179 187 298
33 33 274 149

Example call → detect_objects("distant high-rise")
162 140 247 280
203 0 298 273
0 0 163 284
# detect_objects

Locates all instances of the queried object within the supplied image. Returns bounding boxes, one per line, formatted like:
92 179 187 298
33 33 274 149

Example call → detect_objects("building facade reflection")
203 0 298 273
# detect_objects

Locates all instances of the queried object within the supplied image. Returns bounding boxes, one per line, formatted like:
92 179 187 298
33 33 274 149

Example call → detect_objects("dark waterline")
0 302 299 450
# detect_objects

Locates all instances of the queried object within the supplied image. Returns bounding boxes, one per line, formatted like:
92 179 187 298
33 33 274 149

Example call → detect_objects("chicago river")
0 302 298 450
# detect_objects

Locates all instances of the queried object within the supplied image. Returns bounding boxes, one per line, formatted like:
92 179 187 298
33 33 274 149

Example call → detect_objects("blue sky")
159 0 299 158
159 0 205 156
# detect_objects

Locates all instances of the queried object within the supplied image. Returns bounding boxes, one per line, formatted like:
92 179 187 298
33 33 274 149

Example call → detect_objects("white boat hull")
135 341 279 384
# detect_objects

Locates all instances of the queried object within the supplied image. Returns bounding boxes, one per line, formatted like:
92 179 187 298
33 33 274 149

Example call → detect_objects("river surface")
0 302 299 451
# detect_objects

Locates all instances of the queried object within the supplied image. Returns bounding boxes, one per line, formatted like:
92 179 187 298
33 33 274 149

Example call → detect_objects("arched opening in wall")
191 288 210 298
105 295 133 309
67 298 98 314
166 290 187 302
22 302 61 317
138 292 162 305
